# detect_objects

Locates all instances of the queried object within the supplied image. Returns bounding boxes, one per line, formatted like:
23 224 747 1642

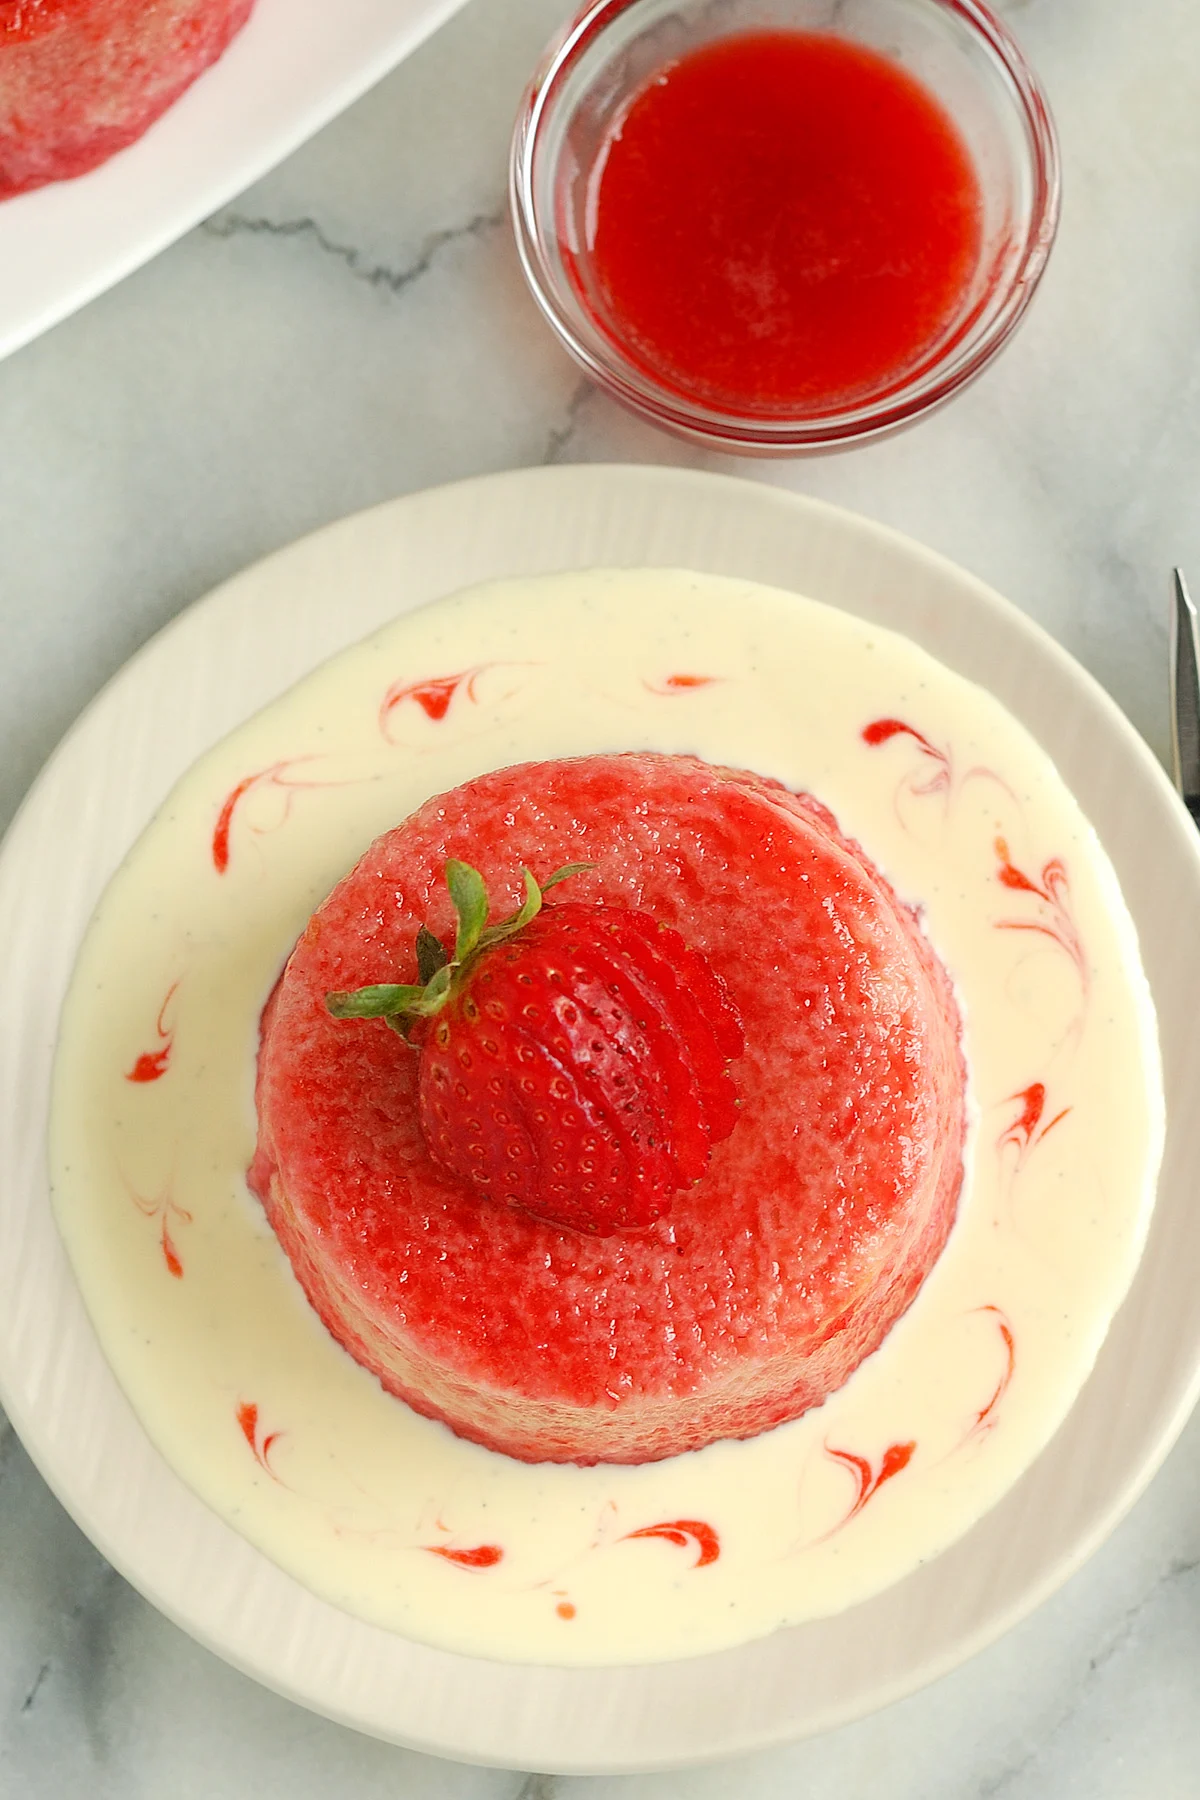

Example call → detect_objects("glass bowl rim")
509 0 1062 454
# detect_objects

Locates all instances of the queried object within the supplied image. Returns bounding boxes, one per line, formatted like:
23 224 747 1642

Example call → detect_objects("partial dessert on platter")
0 0 255 200
48 566 1162 1666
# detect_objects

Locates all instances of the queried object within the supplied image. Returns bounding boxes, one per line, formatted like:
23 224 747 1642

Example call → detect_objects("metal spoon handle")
1169 568 1200 823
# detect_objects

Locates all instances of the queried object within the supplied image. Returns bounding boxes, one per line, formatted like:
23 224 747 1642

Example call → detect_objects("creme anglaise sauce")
49 570 1163 1664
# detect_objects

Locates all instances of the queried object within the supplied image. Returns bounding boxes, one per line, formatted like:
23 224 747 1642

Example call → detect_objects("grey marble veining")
3 0 1200 1793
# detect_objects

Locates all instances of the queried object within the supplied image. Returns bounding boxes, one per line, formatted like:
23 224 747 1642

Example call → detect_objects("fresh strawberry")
326 860 744 1235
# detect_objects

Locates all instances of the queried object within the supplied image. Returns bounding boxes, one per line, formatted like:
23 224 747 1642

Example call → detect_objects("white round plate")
1 465 1198 1772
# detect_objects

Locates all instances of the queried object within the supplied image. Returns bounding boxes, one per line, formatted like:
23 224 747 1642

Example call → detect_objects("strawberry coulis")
578 31 983 413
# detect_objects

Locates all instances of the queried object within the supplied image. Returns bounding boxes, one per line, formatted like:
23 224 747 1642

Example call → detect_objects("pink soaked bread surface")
0 0 253 200
249 753 967 1465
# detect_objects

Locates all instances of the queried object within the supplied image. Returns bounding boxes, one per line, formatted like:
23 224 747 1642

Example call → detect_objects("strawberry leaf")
402 963 454 1014
476 862 596 954
446 859 489 961
542 861 595 892
327 982 426 1019
327 859 595 1028
477 868 541 951
512 865 543 930
416 924 448 984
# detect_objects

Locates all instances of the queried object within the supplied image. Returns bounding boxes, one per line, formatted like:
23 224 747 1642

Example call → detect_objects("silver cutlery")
1169 568 1200 827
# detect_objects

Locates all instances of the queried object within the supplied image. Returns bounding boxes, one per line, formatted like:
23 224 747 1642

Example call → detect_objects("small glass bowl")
510 0 1060 455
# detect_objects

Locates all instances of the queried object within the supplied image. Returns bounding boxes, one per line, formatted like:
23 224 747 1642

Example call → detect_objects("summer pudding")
251 752 967 1466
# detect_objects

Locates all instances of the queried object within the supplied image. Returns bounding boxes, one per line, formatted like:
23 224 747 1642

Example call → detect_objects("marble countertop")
3 0 1200 1793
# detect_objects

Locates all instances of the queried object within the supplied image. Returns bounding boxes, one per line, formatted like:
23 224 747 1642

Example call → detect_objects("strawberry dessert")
249 751 966 1465
0 0 254 201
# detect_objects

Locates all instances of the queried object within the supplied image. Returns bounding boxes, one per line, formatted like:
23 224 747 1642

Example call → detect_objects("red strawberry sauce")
577 30 983 413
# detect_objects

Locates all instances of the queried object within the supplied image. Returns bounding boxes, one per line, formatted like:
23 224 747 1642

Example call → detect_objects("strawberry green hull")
250 754 966 1465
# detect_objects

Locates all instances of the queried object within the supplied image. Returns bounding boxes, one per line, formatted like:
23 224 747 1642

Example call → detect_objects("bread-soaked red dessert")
0 0 254 201
249 753 967 1465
